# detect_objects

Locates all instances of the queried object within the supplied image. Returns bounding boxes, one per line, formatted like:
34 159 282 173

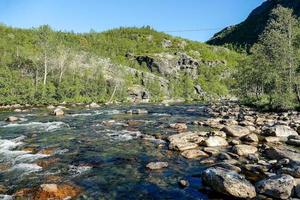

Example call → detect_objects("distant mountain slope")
207 0 300 47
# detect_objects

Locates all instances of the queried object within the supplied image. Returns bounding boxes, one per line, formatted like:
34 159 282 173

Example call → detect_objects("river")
0 104 216 199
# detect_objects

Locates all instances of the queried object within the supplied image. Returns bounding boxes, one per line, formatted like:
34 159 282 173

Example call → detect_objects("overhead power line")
163 28 223 33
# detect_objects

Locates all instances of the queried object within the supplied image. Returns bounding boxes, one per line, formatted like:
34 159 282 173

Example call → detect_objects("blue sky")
0 0 265 41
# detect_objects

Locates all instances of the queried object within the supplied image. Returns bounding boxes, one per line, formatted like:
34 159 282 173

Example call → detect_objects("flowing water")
0 104 214 200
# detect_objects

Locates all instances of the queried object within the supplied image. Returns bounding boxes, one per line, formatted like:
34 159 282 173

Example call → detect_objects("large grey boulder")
202 167 256 199
262 125 298 138
222 125 250 137
255 175 294 199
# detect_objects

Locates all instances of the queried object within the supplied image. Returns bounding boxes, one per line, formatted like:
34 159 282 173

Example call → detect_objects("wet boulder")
5 116 19 122
146 162 168 170
262 125 298 138
168 132 205 151
255 175 294 199
14 183 82 200
52 108 64 116
263 137 281 144
179 180 189 188
202 167 256 199
264 146 300 164
89 102 100 108
204 136 228 147
180 149 208 159
221 125 250 137
286 135 300 147
232 145 257 156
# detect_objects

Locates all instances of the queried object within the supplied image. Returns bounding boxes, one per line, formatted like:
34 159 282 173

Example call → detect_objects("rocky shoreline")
154 101 300 199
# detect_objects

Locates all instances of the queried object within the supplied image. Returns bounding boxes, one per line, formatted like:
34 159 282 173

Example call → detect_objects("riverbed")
0 104 216 199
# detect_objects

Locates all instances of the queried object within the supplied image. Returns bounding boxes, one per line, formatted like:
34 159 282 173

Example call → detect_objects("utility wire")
163 28 223 33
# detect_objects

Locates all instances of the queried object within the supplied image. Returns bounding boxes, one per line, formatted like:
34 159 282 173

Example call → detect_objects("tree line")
236 5 300 110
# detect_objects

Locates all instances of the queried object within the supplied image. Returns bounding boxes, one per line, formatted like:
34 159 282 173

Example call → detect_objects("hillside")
0 25 243 105
207 0 300 48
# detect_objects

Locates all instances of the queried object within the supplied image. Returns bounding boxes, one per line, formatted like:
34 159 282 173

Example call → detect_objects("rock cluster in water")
164 102 300 199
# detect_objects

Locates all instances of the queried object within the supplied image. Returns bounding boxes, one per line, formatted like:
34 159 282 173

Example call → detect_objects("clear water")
0 104 214 200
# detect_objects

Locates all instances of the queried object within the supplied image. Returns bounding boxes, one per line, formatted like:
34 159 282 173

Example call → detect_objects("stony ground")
159 102 300 199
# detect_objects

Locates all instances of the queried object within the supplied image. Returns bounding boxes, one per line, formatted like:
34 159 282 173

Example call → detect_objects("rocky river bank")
0 102 300 199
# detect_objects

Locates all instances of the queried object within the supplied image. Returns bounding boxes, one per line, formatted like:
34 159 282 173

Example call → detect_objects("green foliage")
0 24 241 105
236 6 300 110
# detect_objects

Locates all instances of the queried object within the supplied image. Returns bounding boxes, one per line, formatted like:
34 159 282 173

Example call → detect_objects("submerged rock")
255 175 294 199
14 183 82 200
221 125 250 137
202 167 256 198
146 162 168 170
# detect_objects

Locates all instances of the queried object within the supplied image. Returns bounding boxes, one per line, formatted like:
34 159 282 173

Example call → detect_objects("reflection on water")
0 104 210 199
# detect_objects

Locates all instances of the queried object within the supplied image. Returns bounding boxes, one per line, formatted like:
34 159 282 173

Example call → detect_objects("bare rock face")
232 145 258 156
135 52 199 78
255 175 294 199
204 136 228 147
146 162 168 170
202 167 256 199
127 85 150 103
222 125 250 137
